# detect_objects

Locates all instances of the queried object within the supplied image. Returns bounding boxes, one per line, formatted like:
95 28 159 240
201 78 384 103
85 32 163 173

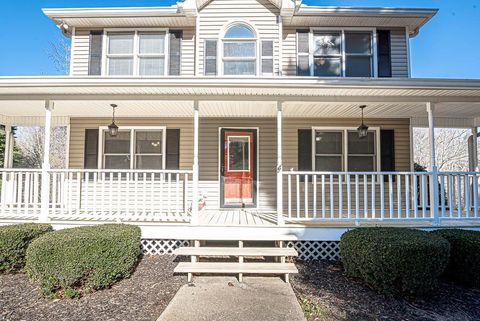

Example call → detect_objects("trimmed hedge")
432 229 480 288
340 227 450 297
25 224 141 298
0 223 53 273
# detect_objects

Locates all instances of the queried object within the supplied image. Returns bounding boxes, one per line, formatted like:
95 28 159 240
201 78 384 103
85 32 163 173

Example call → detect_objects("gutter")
0 77 479 91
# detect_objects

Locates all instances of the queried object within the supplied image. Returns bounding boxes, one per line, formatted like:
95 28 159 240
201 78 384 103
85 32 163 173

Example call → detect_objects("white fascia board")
295 6 438 17
42 6 182 19
0 76 479 90
294 6 437 36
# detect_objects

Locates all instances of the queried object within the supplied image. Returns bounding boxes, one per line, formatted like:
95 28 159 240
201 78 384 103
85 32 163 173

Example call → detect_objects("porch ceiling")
0 77 479 126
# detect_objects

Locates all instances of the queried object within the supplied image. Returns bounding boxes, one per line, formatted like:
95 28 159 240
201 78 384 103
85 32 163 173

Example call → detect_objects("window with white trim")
314 129 377 171
101 128 166 169
222 23 257 76
106 31 167 76
304 29 375 77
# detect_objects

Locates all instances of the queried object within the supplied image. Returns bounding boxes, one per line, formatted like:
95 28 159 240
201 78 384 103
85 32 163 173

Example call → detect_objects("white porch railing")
283 171 480 223
0 169 193 222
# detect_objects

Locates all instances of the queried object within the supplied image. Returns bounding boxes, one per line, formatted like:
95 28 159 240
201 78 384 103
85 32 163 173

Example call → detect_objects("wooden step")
174 247 298 257
174 262 298 274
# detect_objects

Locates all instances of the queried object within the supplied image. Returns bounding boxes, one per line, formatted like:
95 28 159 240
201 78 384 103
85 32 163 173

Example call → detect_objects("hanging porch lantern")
108 104 119 137
357 105 369 139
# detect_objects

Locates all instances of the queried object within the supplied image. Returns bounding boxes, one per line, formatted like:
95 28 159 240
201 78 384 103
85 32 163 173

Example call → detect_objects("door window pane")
228 137 250 171
136 131 163 154
313 33 341 55
105 131 131 154
315 131 343 154
345 32 372 54
315 156 343 171
108 34 134 54
139 57 165 76
314 57 341 77
224 61 256 75
105 155 130 169
346 56 372 77
139 33 165 54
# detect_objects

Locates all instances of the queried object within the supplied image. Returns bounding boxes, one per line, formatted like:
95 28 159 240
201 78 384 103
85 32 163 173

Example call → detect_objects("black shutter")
84 129 99 169
298 129 312 171
296 30 310 76
88 31 103 76
261 40 274 75
380 129 395 172
204 40 217 76
166 129 180 170
377 30 392 78
169 30 182 76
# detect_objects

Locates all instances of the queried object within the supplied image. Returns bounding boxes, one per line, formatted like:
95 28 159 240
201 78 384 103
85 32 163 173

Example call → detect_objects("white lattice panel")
287 241 340 261
141 239 190 255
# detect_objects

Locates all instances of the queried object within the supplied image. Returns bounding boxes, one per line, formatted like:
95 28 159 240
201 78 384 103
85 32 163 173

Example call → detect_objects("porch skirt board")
141 239 340 261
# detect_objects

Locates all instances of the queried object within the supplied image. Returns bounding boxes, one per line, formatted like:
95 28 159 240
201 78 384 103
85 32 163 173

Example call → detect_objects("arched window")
222 23 257 75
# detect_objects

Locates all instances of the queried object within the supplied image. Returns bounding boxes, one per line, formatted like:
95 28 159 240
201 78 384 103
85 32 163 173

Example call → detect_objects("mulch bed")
0 256 184 321
291 261 480 321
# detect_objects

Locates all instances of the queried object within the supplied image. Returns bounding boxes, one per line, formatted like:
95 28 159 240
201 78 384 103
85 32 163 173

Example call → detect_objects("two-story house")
1 0 480 278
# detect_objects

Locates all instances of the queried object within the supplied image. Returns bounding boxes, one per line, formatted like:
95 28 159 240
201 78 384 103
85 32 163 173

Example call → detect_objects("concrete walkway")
157 277 306 321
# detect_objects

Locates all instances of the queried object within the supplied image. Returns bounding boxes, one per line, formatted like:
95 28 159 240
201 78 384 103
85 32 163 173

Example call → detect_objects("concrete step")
174 247 298 257
174 262 298 274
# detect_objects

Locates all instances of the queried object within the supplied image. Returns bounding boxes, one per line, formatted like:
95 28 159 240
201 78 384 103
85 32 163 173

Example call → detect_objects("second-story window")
222 24 257 76
299 29 376 78
106 31 167 76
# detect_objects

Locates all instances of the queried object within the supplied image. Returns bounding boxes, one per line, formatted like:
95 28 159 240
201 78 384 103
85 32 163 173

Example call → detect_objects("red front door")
221 129 257 208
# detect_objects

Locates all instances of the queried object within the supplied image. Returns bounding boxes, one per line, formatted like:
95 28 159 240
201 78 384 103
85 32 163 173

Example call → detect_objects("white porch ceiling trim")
0 115 70 127
410 117 475 128
0 77 479 102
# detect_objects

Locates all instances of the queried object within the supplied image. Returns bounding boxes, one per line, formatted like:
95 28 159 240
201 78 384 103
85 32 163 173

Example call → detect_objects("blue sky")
0 0 478 78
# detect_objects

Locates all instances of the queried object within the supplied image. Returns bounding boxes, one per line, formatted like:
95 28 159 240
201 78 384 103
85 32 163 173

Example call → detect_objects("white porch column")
471 127 479 171
40 100 54 222
426 102 440 225
3 125 13 168
191 101 199 225
276 101 284 225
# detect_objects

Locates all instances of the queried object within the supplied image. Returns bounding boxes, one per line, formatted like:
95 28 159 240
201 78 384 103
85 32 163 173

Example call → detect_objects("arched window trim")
220 22 259 76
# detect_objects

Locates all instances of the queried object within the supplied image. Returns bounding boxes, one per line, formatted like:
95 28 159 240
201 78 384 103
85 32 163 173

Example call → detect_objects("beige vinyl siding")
282 27 297 76
69 117 410 212
70 29 90 76
69 28 196 76
197 0 280 76
181 28 196 75
390 28 409 78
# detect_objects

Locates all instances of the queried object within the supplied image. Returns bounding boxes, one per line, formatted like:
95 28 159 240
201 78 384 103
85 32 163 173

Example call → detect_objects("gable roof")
197 0 282 10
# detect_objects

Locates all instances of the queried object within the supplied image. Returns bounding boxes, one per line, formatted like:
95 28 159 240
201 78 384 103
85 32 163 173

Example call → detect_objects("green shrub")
25 224 141 298
432 229 480 288
340 227 450 297
0 223 53 272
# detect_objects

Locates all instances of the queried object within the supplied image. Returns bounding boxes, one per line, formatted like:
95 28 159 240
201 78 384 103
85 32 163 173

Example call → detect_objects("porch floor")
1 209 480 228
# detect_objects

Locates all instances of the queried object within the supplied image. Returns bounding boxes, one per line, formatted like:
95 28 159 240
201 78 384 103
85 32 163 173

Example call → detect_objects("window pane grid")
102 128 164 169
107 31 166 76
314 129 377 172
308 30 374 78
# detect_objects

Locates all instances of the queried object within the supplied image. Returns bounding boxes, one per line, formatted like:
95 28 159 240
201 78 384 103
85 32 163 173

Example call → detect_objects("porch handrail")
0 168 193 223
282 171 480 224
